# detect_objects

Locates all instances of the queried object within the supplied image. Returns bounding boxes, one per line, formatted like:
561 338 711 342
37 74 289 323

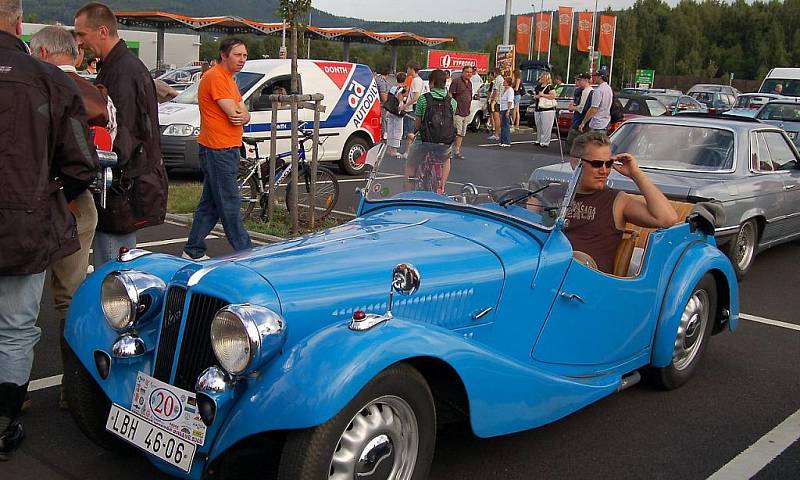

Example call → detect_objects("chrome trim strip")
119 248 153 262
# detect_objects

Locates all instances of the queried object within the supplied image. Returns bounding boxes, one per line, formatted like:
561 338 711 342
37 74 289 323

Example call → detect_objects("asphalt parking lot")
6 130 799 479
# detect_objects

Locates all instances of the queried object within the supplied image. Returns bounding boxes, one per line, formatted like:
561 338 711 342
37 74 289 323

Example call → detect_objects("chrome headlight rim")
100 270 166 332
210 304 286 377
101 271 139 331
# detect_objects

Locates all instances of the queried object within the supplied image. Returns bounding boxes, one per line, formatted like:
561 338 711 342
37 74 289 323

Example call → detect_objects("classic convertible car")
63 145 739 479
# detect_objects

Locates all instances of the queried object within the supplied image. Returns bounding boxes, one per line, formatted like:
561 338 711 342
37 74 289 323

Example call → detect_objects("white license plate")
106 404 196 472
131 372 207 446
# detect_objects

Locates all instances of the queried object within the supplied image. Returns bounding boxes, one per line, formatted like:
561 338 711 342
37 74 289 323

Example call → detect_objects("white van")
759 68 800 97
159 60 381 175
417 68 487 131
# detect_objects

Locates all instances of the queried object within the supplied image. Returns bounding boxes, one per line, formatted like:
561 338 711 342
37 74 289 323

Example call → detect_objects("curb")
165 213 285 244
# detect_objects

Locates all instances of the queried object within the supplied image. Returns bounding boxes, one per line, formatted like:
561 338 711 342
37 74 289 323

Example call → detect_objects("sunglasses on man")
581 159 616 169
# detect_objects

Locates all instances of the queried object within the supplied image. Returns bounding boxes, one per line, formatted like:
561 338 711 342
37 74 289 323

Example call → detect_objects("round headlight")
210 304 286 376
101 273 137 331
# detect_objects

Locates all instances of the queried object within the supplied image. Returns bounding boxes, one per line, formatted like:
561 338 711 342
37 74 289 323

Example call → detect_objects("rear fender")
651 242 739 368
210 318 621 460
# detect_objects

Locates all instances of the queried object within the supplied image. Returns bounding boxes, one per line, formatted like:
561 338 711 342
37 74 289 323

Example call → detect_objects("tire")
62 344 131 452
724 219 758 279
277 363 436 480
238 166 261 221
339 135 370 176
286 166 340 224
469 111 483 132
651 273 717 390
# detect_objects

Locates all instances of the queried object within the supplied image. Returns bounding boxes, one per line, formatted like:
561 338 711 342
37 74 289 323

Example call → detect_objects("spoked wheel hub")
673 289 710 371
735 222 756 271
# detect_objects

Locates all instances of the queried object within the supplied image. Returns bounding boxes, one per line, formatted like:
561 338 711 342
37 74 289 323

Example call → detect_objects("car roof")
763 98 800 105
622 114 774 131
618 93 659 101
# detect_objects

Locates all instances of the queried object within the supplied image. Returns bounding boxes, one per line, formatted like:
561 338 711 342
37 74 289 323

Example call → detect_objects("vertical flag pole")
608 17 617 86
565 9 573 81
537 0 543 60
589 0 598 72
529 8 535 61
546 10 553 64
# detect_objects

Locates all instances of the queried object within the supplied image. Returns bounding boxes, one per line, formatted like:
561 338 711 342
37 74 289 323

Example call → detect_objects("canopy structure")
115 11 453 71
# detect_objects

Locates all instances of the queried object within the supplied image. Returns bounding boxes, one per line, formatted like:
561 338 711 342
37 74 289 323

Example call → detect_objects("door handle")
560 292 585 303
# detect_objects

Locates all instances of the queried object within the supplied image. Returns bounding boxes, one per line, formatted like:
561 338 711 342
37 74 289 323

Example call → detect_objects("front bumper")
161 134 200 170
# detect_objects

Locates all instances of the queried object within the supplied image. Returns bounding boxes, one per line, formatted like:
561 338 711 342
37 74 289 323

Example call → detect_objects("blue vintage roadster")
63 144 739 479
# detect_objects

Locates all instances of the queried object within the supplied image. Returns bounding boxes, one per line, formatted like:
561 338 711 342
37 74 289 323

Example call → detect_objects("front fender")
210 318 622 461
651 241 739 368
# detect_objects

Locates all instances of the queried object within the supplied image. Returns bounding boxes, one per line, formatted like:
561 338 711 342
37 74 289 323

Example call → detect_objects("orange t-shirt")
197 65 243 149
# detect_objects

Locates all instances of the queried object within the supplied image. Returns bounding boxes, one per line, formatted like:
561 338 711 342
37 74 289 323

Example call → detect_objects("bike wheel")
238 167 261 221
285 166 340 224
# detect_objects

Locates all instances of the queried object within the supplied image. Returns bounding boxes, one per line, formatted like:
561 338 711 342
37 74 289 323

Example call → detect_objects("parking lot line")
707 408 800 480
740 313 800 332
136 235 218 248
29 374 62 392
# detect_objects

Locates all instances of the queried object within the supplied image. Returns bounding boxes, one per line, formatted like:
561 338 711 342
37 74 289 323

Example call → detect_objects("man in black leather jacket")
0 0 98 460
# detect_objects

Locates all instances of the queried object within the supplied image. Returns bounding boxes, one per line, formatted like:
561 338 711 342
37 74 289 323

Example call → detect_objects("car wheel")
469 112 483 132
339 136 370 176
62 344 132 452
277 364 436 480
724 219 758 279
651 273 717 390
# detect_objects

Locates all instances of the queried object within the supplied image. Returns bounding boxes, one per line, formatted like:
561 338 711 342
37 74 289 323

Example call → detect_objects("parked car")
688 84 741 96
649 93 708 115
535 115 800 278
158 66 203 92
63 143 738 480
621 87 682 96
758 67 800 97
159 60 380 175
688 90 736 114
724 93 784 118
755 98 800 147
555 93 666 137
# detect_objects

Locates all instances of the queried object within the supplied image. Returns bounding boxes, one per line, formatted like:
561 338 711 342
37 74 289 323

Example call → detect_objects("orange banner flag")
558 6 573 47
534 12 551 53
515 16 533 55
598 15 616 57
576 11 593 52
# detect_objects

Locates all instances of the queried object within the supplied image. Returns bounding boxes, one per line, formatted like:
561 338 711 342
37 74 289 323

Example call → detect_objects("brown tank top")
563 188 623 274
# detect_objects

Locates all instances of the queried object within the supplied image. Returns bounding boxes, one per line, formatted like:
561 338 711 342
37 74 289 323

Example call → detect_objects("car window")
248 75 296 111
757 103 800 122
417 70 431 81
645 99 667 116
625 99 642 114
760 79 800 96
762 131 798 169
691 92 713 105
752 132 775 171
172 72 264 105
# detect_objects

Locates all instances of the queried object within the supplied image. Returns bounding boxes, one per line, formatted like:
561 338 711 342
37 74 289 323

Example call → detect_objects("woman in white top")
499 76 515 147
533 72 557 147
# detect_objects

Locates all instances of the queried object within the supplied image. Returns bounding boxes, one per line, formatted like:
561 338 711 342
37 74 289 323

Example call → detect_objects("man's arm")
579 106 598 131
615 153 679 228
216 99 251 126
54 83 99 201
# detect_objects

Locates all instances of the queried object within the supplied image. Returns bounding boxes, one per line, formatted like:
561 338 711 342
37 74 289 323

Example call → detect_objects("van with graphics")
158 60 381 175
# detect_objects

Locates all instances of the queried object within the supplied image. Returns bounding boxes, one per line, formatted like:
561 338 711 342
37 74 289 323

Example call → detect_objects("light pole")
503 0 512 45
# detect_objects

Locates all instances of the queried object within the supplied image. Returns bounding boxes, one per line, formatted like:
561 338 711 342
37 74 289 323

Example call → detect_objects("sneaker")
500 143 511 147
488 135 499 141
454 152 465 160
0 421 24 461
181 251 210 261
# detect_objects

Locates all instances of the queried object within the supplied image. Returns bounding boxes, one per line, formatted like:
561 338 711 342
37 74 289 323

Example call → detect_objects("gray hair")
30 26 79 60
570 131 611 158
0 0 22 30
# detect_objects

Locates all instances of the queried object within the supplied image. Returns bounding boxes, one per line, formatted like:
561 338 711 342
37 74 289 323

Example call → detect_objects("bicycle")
406 140 449 195
238 130 340 223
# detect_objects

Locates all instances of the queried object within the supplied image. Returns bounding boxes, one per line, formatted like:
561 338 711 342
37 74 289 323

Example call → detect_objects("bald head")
0 0 23 35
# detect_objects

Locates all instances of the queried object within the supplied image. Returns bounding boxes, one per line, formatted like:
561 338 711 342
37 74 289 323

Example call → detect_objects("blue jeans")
92 231 137 267
500 110 511 145
184 146 252 259
0 272 46 385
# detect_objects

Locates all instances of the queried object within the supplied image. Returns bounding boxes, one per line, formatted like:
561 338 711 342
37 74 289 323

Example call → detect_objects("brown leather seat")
612 197 695 277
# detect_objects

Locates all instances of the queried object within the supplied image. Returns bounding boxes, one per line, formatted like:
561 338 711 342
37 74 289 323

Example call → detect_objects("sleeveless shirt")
563 188 624 274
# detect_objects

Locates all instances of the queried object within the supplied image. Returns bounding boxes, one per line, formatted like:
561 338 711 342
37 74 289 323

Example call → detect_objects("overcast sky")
313 0 670 23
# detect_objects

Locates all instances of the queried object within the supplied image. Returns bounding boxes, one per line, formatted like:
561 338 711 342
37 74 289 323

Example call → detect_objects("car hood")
231 214 506 342
534 162 724 200
158 102 199 126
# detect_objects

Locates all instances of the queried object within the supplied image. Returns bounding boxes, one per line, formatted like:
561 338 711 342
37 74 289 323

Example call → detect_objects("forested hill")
24 0 800 81
23 0 505 51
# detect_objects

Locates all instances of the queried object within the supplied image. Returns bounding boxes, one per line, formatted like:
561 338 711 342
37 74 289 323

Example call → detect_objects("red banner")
576 11 593 52
426 50 490 74
557 7 573 47
598 15 616 57
534 12 551 53
515 16 532 55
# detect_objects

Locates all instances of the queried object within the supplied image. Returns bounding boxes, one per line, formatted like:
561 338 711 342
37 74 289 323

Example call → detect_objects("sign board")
495 44 516 78
635 69 655 88
427 50 490 74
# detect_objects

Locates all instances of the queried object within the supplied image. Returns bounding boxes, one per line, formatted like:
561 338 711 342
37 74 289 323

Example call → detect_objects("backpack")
610 95 625 123
420 92 456 144
382 93 404 117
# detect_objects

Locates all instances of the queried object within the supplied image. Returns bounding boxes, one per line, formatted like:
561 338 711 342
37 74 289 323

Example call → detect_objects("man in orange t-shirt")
182 38 252 261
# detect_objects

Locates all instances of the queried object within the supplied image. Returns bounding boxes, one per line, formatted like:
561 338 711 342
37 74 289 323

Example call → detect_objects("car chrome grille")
153 286 187 383
173 293 228 391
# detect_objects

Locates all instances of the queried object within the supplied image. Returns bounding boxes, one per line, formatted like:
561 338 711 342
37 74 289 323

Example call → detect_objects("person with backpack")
406 69 457 191
579 66 614 133
384 71 407 158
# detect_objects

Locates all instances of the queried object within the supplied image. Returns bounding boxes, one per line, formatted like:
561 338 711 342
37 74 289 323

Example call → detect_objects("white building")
22 23 200 70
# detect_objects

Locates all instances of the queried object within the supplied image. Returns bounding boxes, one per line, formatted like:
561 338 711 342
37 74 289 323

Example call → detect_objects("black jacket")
0 31 98 275
95 40 167 234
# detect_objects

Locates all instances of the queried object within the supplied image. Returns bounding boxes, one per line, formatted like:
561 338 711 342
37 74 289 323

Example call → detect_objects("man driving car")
563 132 678 274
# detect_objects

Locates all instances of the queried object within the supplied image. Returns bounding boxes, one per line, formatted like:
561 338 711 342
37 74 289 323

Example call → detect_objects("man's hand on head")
611 153 642 179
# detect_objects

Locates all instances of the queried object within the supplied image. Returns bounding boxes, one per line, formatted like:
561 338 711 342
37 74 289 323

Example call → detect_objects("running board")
617 371 642 392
